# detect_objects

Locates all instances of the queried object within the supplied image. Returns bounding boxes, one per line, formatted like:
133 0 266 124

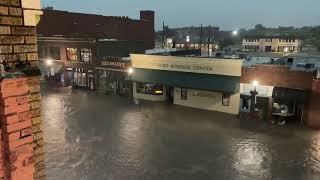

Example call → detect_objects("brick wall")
0 0 45 179
241 65 314 90
241 64 320 128
308 80 320 128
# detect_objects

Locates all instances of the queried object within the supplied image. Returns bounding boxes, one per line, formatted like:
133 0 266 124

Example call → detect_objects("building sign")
131 54 242 76
100 59 130 70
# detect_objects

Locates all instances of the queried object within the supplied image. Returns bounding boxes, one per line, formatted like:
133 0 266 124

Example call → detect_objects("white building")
242 36 302 53
130 54 243 115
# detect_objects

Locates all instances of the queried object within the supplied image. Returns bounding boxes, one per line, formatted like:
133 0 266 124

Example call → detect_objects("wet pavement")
41 88 320 180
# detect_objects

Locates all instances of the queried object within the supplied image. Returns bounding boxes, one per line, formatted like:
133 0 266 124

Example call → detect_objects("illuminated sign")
131 54 242 76
100 59 130 70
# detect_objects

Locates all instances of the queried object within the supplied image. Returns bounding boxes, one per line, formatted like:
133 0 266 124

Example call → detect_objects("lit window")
136 83 163 95
80 48 92 63
67 48 78 61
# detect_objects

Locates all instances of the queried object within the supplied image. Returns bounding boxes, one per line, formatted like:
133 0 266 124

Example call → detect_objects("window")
80 48 92 63
136 83 163 95
50 47 60 60
222 93 230 106
67 48 78 61
38 46 47 59
181 88 187 100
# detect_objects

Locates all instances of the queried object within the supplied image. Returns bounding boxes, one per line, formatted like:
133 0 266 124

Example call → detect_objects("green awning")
132 68 240 93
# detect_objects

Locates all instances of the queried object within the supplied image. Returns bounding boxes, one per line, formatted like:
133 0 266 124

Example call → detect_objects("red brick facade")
0 0 45 179
37 9 155 49
241 64 320 128
241 65 314 90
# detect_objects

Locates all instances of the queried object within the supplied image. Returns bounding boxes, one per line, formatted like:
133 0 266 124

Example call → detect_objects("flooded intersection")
42 88 320 180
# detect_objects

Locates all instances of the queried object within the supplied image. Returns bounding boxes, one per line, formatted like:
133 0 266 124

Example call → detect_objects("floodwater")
42 88 320 180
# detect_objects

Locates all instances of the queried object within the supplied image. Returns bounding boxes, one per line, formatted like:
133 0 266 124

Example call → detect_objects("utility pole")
162 21 165 49
208 25 211 57
200 24 203 48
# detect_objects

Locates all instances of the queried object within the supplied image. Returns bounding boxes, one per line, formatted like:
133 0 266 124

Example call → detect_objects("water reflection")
232 135 272 179
41 89 320 180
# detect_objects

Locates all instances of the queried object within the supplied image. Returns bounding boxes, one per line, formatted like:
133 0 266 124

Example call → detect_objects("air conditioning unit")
316 68 320 79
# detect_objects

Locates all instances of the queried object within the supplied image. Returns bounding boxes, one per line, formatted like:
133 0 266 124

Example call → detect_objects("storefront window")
73 69 88 87
181 88 187 100
80 48 92 63
136 82 163 95
222 93 230 106
67 48 78 61
50 47 60 60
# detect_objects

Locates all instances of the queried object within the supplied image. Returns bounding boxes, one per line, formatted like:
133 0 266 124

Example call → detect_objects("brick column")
0 0 45 180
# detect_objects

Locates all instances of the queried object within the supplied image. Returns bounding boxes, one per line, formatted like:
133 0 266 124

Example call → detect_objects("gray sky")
43 0 320 30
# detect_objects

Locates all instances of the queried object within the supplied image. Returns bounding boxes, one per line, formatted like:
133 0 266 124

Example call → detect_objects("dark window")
80 48 92 63
50 47 60 60
38 46 47 59
222 93 230 106
181 88 187 100
67 48 78 61
136 83 163 95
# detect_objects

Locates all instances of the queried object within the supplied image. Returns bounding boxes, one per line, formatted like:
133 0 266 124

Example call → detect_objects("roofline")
37 36 95 43
243 35 302 39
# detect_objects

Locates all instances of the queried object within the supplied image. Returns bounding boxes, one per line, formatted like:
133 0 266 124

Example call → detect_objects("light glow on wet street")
42 88 320 180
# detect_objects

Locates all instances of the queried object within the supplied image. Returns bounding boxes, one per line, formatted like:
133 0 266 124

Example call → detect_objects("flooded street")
41 88 320 180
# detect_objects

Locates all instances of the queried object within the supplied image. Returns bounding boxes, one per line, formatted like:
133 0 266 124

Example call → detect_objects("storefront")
272 87 310 124
95 58 132 96
131 54 243 115
240 83 274 119
64 63 95 90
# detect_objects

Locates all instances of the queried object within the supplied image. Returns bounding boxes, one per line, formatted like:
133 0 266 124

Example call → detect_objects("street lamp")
128 67 134 101
46 59 52 66
250 80 259 112
232 30 238 36
128 67 134 74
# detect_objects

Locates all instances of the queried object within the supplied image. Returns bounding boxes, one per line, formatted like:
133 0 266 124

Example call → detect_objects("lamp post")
128 67 134 101
232 30 238 37
250 80 259 112
186 35 190 50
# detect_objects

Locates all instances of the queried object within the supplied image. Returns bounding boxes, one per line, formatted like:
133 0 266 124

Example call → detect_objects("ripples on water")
42 89 320 180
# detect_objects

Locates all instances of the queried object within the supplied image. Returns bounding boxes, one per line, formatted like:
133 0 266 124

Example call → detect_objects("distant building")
242 36 302 52
162 26 221 54
37 8 155 92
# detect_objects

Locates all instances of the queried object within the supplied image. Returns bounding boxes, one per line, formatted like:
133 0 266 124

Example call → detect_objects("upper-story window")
67 48 78 61
38 46 47 59
50 47 60 60
266 38 272 42
80 48 92 63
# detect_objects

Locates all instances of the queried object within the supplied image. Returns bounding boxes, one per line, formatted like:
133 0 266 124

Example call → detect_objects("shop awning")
272 87 310 103
132 68 240 93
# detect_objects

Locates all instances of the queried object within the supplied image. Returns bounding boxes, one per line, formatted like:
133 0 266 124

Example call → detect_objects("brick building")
240 64 320 128
0 0 46 179
36 8 155 91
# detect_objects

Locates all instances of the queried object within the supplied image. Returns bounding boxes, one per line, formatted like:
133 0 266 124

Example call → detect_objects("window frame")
222 93 231 107
181 88 188 100
66 48 78 61
80 48 92 63
49 46 61 60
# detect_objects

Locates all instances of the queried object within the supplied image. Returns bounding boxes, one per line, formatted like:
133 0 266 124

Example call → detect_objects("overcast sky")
43 0 320 30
